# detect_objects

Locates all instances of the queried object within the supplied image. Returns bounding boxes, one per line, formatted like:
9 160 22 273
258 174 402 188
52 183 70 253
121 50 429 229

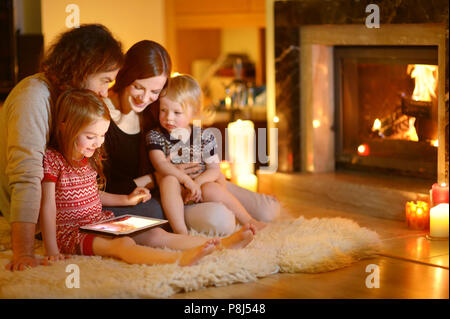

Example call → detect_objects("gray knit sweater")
0 73 53 223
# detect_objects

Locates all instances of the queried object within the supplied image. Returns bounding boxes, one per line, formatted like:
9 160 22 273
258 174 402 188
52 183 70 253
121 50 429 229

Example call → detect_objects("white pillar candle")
227 120 255 182
429 203 449 238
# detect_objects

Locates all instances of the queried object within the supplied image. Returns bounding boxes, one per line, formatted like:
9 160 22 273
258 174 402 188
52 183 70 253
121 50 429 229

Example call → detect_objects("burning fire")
371 64 438 143
404 117 419 142
407 64 438 102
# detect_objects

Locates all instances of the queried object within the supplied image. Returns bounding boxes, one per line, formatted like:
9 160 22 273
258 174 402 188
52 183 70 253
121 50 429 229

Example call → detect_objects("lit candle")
430 183 449 206
227 119 255 182
219 160 232 180
429 203 449 238
236 174 258 192
405 201 430 230
357 143 370 156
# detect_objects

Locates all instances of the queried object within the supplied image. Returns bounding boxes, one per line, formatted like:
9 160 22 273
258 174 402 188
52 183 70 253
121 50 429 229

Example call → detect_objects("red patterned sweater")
42 148 114 255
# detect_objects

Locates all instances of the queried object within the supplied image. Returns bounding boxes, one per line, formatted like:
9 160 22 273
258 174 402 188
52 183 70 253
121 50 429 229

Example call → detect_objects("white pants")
184 181 280 236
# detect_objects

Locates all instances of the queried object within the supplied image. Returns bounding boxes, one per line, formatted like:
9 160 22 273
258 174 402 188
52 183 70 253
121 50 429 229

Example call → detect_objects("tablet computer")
80 215 168 236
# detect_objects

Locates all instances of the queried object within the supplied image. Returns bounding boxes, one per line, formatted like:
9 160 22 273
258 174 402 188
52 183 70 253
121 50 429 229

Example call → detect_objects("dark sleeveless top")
103 120 146 194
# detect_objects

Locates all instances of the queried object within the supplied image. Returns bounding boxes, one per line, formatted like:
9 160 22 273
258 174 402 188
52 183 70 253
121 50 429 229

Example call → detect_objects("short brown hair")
41 24 124 95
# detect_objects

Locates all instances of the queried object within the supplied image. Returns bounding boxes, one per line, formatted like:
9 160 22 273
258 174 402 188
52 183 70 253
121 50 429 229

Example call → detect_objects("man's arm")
3 76 51 270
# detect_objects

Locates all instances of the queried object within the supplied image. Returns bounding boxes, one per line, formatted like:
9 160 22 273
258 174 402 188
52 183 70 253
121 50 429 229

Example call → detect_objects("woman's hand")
127 187 151 205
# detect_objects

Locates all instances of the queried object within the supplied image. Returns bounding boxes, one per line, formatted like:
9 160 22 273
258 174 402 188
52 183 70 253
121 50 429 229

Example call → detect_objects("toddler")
146 75 266 234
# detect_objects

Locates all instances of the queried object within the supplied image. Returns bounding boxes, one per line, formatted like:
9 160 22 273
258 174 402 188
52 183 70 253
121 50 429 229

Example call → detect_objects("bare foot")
252 219 267 231
178 238 220 266
220 224 255 250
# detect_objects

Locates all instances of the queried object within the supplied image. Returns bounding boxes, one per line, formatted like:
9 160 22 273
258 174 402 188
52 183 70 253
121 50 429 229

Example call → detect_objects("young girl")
40 89 255 267
146 75 267 235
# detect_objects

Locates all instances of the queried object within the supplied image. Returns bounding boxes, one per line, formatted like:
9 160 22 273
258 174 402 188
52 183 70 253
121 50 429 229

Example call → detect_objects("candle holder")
405 201 430 230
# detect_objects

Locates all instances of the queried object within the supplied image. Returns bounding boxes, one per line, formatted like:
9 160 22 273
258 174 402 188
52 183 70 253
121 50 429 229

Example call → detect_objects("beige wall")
41 0 165 52
221 27 260 65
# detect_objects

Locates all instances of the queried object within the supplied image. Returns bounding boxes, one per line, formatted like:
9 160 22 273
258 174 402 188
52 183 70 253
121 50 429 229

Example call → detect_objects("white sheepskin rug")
0 216 381 298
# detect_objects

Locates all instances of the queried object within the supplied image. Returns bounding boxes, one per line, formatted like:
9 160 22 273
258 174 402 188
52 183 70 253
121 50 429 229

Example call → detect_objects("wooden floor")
170 173 449 299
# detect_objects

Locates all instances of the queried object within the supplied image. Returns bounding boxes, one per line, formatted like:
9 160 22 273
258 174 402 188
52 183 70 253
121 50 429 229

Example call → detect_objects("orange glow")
357 144 370 156
219 160 232 180
407 64 438 102
405 201 430 230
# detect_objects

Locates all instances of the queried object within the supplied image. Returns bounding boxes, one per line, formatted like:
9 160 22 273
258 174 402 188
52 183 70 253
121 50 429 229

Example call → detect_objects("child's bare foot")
178 238 220 266
220 224 255 249
251 219 267 231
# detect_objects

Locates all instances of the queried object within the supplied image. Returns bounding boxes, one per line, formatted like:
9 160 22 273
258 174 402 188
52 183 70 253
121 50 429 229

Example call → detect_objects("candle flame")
357 144 370 156
312 119 321 128
407 64 438 102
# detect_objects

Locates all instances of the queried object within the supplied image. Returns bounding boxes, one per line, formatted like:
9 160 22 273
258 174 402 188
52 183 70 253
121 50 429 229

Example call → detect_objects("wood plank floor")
170 173 449 299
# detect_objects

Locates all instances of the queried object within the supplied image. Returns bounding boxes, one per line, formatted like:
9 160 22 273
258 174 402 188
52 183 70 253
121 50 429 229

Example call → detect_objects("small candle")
219 160 232 180
236 174 258 192
429 203 449 238
405 201 430 230
431 183 449 206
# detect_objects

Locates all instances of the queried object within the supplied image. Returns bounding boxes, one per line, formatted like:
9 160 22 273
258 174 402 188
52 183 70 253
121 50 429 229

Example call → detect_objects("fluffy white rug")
0 216 381 298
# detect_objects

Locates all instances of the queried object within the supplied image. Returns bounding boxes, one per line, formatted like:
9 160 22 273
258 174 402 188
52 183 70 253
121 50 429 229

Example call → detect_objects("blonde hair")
164 74 203 116
49 89 111 188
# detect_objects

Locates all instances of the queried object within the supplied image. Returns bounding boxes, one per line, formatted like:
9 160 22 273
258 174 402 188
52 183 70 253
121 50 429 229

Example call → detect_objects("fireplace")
272 0 449 185
334 45 438 179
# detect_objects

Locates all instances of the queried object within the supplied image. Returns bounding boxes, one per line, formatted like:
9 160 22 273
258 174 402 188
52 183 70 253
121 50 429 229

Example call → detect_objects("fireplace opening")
334 46 438 179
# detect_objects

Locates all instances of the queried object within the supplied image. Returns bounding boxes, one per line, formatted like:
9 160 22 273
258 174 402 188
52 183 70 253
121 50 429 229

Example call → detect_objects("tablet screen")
81 215 167 235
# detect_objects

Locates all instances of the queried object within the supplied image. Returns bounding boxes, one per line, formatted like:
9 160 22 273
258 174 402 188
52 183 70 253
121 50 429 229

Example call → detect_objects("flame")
407 64 438 102
431 139 439 147
372 118 381 132
404 117 419 142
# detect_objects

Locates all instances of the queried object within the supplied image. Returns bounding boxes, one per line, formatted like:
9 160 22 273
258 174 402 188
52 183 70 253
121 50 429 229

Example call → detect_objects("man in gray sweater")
0 24 123 271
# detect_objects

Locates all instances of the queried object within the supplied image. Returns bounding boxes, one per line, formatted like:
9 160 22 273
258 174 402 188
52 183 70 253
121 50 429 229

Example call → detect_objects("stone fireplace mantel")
300 23 446 182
